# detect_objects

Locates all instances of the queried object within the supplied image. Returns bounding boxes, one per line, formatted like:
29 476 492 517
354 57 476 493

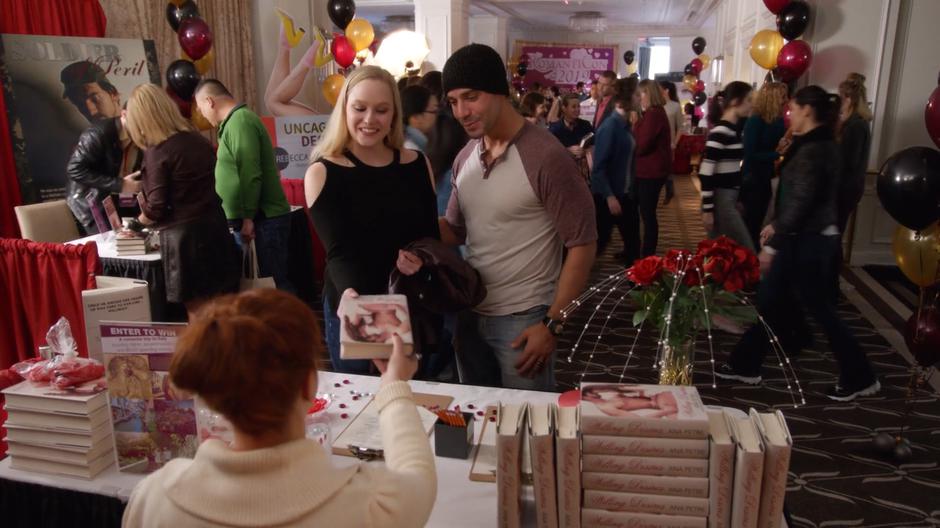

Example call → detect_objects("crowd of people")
54 41 880 526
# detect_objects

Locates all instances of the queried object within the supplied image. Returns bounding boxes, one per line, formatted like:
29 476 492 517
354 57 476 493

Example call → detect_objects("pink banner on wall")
516 41 618 90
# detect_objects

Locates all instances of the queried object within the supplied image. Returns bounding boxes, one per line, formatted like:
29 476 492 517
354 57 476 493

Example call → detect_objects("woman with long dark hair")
717 86 878 402
700 81 754 250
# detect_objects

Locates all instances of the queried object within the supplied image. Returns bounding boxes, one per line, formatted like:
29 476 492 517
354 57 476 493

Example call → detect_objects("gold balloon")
683 74 698 92
191 104 213 131
697 53 711 71
322 73 345 106
345 18 375 52
749 30 785 70
628 62 638 74
183 48 214 75
892 223 940 287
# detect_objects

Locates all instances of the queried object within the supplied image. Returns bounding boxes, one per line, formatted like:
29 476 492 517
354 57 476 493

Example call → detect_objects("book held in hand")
338 294 414 359
579 383 709 439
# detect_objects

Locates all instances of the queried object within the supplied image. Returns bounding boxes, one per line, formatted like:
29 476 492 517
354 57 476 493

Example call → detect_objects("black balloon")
685 63 696 76
166 60 201 101
893 442 913 462
327 0 356 30
777 0 810 40
876 147 940 230
165 0 199 32
693 91 707 106
517 63 528 77
692 36 707 55
623 50 635 65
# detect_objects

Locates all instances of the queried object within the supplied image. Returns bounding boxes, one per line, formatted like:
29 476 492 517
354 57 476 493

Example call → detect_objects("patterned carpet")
554 175 940 528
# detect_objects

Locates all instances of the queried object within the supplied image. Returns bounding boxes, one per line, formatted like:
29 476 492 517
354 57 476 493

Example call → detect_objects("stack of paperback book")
579 383 712 528
114 229 151 256
2 379 114 479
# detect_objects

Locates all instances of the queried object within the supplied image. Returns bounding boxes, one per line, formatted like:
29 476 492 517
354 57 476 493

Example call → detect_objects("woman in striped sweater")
699 81 755 251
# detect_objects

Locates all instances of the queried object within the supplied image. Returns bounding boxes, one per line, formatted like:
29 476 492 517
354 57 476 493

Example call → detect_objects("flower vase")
659 339 694 386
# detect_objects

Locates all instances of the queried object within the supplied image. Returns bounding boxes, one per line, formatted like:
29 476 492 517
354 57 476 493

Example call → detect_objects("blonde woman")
741 81 788 246
304 66 439 374
125 83 239 314
836 73 873 233
633 79 672 256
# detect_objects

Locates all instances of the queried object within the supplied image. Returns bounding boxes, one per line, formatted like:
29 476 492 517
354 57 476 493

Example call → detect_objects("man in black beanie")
439 43 597 391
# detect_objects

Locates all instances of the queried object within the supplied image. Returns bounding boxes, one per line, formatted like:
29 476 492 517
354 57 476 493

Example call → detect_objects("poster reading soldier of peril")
0 34 159 203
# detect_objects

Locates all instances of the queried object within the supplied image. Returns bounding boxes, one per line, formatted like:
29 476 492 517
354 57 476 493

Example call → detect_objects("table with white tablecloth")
0 372 789 528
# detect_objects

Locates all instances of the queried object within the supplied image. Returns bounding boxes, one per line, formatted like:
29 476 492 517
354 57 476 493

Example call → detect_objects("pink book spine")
497 433 522 528
708 441 734 528
582 454 709 477
582 472 708 498
583 490 709 517
581 416 709 439
582 435 709 459
757 444 791 528
581 509 707 528
531 434 558 528
730 451 763 528
556 437 581 528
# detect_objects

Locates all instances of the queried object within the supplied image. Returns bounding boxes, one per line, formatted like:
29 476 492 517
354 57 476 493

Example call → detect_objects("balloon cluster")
164 0 215 130
877 72 940 370
622 49 637 76
749 0 812 83
509 54 529 92
322 0 376 106
682 37 710 108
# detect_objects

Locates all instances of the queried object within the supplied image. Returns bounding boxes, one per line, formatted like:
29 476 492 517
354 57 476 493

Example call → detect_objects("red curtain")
0 239 100 368
0 0 107 238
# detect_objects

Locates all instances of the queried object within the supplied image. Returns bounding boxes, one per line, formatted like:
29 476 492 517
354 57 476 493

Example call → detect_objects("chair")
14 200 81 243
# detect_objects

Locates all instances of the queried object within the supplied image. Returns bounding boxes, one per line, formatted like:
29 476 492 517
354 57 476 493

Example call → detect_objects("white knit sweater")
122 381 436 527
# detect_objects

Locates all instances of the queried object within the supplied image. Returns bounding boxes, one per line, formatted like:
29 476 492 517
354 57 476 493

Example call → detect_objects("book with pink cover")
2 379 108 415
582 472 709 498
579 383 709 439
707 410 735 528
583 489 709 517
338 294 414 359
582 454 708 478
529 403 558 528
497 402 528 528
753 409 792 528
582 434 709 459
555 405 581 528
581 509 707 528
729 414 764 528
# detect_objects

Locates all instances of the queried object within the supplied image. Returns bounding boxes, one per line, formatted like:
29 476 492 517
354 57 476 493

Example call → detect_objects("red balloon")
690 58 703 76
178 17 213 61
763 0 791 14
331 35 356 68
905 306 940 367
166 86 191 118
776 40 812 82
694 80 705 93
927 86 940 150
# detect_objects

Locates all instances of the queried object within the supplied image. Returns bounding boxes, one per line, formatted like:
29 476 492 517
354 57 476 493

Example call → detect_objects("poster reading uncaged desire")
514 41 618 91
0 34 160 203
262 114 330 180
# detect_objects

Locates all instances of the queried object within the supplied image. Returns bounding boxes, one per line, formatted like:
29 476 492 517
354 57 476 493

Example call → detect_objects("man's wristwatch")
542 316 565 336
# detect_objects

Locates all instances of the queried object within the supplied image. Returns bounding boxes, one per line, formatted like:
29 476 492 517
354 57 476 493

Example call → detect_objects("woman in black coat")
717 86 878 402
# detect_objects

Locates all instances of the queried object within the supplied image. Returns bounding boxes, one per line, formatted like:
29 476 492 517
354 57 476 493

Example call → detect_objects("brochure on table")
82 276 152 363
100 321 191 474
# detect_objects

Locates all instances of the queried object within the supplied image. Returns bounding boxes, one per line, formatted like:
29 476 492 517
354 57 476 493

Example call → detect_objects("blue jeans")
455 305 555 391
322 296 373 374
231 214 294 294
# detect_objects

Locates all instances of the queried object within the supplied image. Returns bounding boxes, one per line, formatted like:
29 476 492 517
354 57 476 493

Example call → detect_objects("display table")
67 206 318 321
0 373 789 527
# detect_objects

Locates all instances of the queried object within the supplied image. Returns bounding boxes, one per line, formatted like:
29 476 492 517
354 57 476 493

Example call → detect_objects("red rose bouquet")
626 237 761 384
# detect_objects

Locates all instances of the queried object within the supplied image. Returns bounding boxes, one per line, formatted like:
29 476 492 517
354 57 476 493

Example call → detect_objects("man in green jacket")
194 79 294 292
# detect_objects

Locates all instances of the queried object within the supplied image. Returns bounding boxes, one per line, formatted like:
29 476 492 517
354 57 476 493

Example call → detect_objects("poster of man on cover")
0 34 160 202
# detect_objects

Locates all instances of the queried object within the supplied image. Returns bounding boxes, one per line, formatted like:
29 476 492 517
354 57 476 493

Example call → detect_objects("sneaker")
826 379 881 402
714 363 762 385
